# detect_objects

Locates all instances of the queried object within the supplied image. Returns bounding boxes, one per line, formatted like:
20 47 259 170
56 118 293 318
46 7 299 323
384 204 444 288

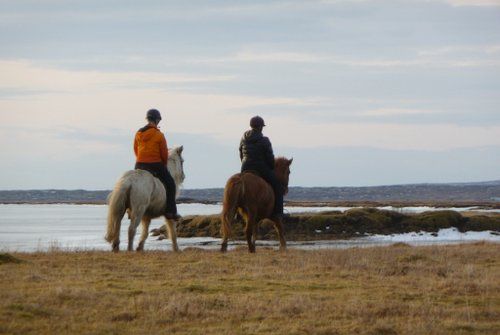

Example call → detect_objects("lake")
0 203 498 252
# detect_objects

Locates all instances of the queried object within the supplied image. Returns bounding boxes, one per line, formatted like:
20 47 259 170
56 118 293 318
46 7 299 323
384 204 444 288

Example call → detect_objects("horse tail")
105 175 131 243
221 176 244 239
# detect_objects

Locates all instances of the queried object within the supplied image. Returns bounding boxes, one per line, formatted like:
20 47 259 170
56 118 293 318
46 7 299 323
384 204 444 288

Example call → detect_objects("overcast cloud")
0 0 499 189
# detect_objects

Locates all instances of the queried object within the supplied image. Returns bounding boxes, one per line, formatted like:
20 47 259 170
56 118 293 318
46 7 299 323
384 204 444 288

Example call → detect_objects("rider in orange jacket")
134 109 180 220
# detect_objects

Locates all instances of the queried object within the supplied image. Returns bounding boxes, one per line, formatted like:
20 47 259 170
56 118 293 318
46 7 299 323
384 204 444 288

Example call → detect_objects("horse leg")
273 218 287 251
245 217 256 253
221 211 236 253
112 239 120 253
165 218 179 252
220 214 231 253
252 221 258 250
128 208 145 252
221 234 229 253
136 217 151 252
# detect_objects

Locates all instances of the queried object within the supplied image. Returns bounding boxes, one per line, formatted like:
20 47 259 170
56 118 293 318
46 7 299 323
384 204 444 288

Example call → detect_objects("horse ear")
177 146 184 154
288 158 293 166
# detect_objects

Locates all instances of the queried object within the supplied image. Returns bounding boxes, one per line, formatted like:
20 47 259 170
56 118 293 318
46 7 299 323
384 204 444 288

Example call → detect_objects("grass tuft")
111 312 137 322
0 253 23 264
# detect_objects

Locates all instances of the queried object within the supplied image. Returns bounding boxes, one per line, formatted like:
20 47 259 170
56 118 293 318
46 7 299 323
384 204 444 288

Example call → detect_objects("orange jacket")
134 125 169 164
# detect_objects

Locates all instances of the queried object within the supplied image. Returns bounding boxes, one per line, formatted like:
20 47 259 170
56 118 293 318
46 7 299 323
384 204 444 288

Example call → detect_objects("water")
0 204 498 252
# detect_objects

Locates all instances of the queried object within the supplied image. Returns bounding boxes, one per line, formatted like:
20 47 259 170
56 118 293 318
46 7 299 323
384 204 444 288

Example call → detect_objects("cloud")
442 0 500 6
189 48 500 68
361 108 442 117
0 126 123 159
0 1 366 23
0 60 316 147
265 118 500 151
417 45 500 57
0 60 234 94
0 60 499 155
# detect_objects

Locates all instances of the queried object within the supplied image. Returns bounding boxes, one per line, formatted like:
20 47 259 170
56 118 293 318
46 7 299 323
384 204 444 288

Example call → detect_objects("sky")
0 0 499 190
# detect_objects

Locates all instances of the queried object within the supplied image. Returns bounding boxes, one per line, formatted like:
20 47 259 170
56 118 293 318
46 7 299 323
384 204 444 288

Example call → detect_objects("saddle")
241 170 277 192
136 168 166 189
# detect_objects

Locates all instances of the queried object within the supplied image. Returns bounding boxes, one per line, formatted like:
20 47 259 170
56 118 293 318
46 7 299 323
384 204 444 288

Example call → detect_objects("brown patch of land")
285 200 500 209
170 208 500 241
1 244 499 334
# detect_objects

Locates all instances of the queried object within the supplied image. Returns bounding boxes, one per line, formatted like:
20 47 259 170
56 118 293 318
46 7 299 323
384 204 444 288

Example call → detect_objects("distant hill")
1 180 499 204
0 189 110 204
180 181 500 203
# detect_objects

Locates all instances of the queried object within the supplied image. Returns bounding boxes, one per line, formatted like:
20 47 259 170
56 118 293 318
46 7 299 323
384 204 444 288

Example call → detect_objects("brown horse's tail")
221 176 244 239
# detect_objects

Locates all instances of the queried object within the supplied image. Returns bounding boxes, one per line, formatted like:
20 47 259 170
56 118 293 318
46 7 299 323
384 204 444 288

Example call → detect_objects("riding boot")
163 170 180 219
271 181 284 218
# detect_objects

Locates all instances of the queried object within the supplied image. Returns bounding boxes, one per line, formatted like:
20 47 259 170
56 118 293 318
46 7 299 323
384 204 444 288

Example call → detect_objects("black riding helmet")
146 109 162 122
250 116 265 129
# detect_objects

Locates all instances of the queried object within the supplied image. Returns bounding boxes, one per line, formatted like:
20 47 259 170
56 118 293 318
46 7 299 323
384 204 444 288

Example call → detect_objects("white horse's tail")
105 176 131 243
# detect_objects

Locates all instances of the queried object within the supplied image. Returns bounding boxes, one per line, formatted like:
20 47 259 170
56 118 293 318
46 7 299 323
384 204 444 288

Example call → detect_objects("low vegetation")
168 208 500 241
0 244 498 334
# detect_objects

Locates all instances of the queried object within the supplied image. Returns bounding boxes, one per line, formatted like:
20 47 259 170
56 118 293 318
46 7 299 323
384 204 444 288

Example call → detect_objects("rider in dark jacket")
240 116 283 219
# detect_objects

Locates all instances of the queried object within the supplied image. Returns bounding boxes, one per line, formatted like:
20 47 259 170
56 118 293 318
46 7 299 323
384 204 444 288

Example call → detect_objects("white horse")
105 146 185 252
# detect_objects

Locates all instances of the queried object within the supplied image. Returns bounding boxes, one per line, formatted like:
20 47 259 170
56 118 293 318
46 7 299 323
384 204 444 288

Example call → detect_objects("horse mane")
167 146 185 197
274 156 291 188
274 157 288 170
274 157 289 176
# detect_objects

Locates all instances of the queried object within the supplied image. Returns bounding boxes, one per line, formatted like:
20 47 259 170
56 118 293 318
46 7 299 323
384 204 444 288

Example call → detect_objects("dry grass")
1 244 499 334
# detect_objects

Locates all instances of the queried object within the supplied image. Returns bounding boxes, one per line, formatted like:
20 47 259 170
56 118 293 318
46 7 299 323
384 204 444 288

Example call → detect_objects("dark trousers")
135 162 178 215
241 161 283 217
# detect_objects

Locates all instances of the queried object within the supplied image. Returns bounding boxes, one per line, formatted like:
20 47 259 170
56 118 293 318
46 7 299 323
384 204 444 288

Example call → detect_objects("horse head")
167 146 185 192
275 157 293 195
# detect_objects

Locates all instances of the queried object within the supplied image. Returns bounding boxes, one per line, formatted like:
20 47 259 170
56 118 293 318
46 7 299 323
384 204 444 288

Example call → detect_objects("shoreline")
3 230 499 254
1 200 499 209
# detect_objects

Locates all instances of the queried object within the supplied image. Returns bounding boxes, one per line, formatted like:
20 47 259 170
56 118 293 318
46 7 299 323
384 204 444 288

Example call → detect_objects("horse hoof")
150 228 161 236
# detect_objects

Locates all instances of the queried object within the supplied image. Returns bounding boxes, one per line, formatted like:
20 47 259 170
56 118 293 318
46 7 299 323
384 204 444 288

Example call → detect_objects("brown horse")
220 157 293 253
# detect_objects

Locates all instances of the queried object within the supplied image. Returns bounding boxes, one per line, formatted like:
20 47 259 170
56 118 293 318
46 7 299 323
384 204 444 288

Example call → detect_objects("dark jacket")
239 129 275 170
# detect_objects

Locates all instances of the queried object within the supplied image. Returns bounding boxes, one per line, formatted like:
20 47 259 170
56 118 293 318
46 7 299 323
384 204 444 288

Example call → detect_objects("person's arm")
133 132 139 158
239 138 244 162
160 133 169 165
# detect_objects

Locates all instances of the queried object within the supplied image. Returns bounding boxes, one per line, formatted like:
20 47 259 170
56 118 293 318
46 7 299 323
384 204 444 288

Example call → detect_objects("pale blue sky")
0 0 499 189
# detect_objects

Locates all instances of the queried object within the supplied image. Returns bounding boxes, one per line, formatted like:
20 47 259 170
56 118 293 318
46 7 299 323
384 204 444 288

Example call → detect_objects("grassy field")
1 244 499 335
